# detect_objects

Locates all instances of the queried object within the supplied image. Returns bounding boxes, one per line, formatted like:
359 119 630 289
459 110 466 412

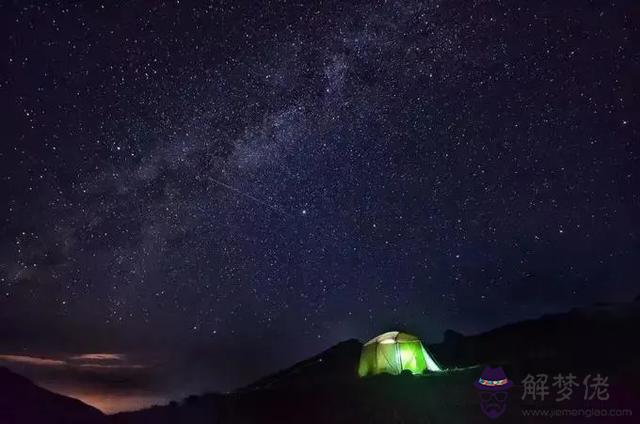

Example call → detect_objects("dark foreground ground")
110 368 640 424
2 297 640 423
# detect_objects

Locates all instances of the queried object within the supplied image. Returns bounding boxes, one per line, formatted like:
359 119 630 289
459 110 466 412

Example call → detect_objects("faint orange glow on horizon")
63 391 170 414
1 352 161 414
45 387 170 414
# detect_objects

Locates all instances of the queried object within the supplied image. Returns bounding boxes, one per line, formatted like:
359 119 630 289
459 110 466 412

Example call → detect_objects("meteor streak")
207 177 293 218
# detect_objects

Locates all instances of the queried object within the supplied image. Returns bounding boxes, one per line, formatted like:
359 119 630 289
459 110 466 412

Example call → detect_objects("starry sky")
1 0 638 414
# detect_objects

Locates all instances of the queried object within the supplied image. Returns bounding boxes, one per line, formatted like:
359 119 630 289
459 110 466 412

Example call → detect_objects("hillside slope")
113 297 640 423
0 367 107 424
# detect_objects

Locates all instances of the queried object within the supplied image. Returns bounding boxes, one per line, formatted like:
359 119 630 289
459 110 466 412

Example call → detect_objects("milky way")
1 0 638 411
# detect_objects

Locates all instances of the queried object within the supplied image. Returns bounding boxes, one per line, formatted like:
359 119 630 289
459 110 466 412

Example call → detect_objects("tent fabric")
357 331 442 377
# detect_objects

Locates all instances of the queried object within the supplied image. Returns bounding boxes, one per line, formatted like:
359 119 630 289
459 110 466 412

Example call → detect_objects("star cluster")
1 0 638 408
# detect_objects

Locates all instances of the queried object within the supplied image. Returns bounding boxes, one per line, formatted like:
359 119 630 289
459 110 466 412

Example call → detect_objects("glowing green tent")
357 331 442 377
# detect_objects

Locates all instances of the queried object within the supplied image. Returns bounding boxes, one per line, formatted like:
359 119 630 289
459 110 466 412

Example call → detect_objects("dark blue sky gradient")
0 0 638 410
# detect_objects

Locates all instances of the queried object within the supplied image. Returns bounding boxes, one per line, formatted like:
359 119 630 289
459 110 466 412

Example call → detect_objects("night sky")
1 0 638 414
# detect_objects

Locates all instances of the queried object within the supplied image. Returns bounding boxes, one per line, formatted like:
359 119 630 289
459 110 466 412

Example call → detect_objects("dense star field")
1 0 638 413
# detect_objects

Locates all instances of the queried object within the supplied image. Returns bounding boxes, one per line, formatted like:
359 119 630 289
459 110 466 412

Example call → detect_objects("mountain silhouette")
432 298 640 374
2 298 640 423
0 366 107 424
241 338 362 391
112 297 640 423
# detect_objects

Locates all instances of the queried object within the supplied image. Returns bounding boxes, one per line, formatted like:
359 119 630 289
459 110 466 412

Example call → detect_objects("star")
0 0 637 414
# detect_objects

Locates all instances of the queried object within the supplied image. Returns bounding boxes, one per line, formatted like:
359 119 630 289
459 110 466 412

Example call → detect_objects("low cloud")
0 354 66 367
69 353 126 361
0 351 159 413
76 363 147 370
0 352 146 370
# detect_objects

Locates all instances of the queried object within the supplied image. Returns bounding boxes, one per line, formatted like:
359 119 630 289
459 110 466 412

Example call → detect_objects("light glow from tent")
398 344 418 372
357 331 442 377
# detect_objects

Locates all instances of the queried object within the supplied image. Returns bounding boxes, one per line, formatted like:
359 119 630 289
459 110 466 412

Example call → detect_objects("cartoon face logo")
474 367 512 419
